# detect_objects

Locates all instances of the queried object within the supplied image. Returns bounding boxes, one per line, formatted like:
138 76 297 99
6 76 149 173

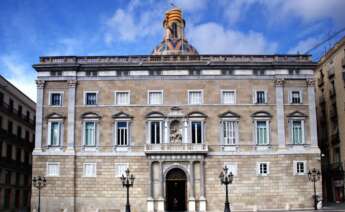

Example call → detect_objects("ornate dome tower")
152 7 198 55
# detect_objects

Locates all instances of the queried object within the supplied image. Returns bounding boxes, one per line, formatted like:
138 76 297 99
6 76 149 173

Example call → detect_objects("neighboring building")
32 8 321 212
0 75 35 211
316 36 345 203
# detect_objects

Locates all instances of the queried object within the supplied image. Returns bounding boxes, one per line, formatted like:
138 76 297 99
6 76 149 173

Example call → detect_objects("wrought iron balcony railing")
0 102 35 127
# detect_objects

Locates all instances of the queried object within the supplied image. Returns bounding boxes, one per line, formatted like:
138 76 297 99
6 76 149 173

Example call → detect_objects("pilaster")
274 79 286 148
183 119 188 143
164 119 169 144
189 161 196 212
199 160 206 212
307 79 318 146
34 80 45 152
67 80 77 152
147 161 154 212
157 161 164 212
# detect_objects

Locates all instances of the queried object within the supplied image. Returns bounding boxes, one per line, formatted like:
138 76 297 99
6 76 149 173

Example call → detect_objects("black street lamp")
120 168 135 212
219 166 233 212
32 176 47 212
308 168 321 210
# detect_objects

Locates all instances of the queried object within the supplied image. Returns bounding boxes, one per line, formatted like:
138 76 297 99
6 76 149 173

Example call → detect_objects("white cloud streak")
288 37 320 54
223 0 345 25
188 22 277 54
104 1 163 44
1 55 36 101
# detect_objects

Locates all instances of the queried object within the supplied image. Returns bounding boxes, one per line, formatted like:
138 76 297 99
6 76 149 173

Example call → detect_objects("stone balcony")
144 143 208 155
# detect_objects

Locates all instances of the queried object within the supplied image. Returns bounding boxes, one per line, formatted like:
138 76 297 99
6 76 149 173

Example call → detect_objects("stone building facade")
0 75 35 211
315 36 345 203
32 8 321 212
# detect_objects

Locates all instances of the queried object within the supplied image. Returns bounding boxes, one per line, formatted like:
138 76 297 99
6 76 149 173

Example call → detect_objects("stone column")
34 80 45 152
183 119 188 143
157 161 164 212
67 80 77 152
307 79 318 146
199 160 206 212
164 119 169 144
274 79 286 148
147 161 154 212
188 161 196 211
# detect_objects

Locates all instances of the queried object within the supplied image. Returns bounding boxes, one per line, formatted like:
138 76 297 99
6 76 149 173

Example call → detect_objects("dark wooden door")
166 180 186 211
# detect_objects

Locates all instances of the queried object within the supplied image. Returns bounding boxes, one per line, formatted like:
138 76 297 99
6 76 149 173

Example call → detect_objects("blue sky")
1 0 345 101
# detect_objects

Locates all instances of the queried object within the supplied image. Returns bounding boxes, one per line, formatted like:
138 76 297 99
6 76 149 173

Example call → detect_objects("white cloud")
1 55 36 101
45 38 84 56
222 0 345 25
172 0 208 12
288 37 320 54
188 22 277 54
278 0 345 25
104 1 163 44
221 0 258 24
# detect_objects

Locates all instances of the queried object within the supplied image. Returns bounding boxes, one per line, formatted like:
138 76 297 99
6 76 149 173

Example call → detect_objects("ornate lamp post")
219 166 233 212
120 168 135 212
32 176 47 212
308 168 321 210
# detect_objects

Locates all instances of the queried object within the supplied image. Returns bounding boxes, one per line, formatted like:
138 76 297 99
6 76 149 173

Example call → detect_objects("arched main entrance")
165 168 187 211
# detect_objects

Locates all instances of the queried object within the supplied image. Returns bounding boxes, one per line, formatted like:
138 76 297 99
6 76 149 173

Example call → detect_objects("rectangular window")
47 162 60 177
26 111 30 121
17 126 22 138
296 162 305 174
84 121 96 146
115 91 130 105
15 190 20 208
7 121 13 134
83 163 96 177
0 92 3 105
18 105 22 116
148 91 163 105
188 91 203 104
150 121 162 144
292 120 303 144
294 161 307 175
191 121 202 144
25 130 29 141
256 121 268 145
6 144 12 160
257 162 269 176
85 92 97 105
255 91 266 104
116 121 128 146
4 189 11 209
222 90 236 104
115 163 129 177
291 91 302 104
49 122 61 146
9 99 14 111
223 121 238 145
50 93 63 106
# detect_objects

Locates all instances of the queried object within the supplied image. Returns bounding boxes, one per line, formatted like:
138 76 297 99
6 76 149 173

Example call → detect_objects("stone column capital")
274 78 284 87
306 79 315 87
35 80 45 89
67 80 77 88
